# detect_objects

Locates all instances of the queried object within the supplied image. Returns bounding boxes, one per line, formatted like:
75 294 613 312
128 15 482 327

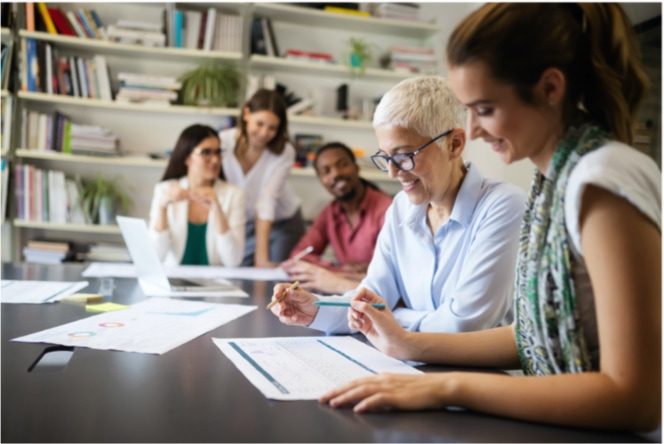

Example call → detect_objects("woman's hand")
319 373 449 413
348 288 412 360
160 184 189 209
189 186 221 211
269 283 319 326
285 261 353 294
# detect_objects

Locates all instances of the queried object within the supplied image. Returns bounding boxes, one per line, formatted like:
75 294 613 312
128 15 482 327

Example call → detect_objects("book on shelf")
294 133 324 168
36 2 57 35
1 158 8 221
285 49 335 64
250 17 267 55
374 3 422 21
323 6 371 17
106 25 166 47
202 7 216 51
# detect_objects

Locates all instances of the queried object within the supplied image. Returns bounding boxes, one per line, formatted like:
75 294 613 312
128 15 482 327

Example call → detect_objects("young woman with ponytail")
319 4 661 432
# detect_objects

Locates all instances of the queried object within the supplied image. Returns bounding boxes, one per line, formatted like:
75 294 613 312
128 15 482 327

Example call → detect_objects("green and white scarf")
515 123 607 376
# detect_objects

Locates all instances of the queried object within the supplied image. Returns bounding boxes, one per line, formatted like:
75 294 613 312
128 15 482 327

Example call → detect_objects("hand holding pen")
266 281 319 327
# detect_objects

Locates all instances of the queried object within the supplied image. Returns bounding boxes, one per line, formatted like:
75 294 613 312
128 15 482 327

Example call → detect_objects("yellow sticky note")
85 302 128 313
62 293 103 304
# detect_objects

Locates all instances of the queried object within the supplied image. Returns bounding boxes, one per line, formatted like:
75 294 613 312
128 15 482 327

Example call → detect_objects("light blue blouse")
309 163 527 334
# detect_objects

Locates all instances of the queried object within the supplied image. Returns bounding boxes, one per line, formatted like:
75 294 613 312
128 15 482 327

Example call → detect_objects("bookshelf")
8 2 436 261
249 54 411 81
19 30 243 63
252 3 439 38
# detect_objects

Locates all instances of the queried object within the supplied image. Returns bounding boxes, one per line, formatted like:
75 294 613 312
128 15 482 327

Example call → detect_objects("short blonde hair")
373 76 465 139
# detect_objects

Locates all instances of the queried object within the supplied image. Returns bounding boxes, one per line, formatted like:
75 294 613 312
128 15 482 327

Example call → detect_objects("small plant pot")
98 196 116 225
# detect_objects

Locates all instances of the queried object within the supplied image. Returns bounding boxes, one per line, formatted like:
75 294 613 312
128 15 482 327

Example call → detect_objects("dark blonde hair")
237 89 289 155
447 3 649 145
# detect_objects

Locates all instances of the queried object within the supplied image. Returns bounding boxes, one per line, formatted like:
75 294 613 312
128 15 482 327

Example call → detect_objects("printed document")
213 336 422 400
82 262 289 281
14 298 256 354
1 280 89 304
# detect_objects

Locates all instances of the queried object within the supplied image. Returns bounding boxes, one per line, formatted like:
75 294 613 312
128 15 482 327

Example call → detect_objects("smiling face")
185 136 222 183
242 108 281 150
315 148 362 201
448 61 562 170
374 126 461 206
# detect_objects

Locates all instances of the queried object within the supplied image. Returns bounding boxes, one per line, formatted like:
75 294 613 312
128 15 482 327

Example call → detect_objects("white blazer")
148 177 246 267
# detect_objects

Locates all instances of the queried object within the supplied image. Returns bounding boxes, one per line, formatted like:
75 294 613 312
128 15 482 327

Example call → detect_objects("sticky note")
85 302 128 313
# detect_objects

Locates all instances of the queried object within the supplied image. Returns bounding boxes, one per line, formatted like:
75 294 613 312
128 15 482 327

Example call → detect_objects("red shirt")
289 186 393 270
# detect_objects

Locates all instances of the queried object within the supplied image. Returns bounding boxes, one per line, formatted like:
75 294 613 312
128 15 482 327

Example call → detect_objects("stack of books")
107 20 165 47
84 243 130 262
284 49 335 64
21 110 119 156
390 45 437 74
69 124 119 156
115 73 181 105
374 3 421 22
22 240 72 264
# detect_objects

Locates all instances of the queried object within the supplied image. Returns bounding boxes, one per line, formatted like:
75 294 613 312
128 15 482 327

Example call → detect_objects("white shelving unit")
8 2 436 259
252 3 439 38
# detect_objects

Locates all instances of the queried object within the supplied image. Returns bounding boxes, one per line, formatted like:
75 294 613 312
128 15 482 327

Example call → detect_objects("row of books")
13 165 87 224
169 7 243 52
25 3 106 39
20 39 113 100
21 110 119 156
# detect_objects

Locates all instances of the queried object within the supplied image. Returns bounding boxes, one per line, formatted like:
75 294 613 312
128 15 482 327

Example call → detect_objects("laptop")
116 216 238 293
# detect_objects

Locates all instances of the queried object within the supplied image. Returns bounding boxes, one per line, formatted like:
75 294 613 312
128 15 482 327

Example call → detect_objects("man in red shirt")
283 142 392 294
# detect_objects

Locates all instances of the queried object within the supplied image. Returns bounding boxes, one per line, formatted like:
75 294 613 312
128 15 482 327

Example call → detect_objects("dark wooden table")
1 263 647 442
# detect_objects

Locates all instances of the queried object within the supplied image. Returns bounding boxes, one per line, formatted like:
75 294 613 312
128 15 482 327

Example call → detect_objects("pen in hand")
290 245 314 263
266 281 300 310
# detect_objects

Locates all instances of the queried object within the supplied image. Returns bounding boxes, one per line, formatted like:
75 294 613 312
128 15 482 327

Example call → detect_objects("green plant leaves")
179 62 240 107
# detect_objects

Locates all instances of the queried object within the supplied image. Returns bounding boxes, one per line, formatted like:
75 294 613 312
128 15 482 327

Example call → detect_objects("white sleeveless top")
564 142 661 365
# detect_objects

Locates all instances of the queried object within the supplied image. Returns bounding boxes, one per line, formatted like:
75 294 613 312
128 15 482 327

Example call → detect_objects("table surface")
1 263 647 443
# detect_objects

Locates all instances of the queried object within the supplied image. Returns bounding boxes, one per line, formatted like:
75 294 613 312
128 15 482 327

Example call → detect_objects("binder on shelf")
250 17 267 55
203 7 217 50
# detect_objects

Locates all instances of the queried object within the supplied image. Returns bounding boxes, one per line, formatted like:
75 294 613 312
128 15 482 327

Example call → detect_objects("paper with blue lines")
213 336 421 400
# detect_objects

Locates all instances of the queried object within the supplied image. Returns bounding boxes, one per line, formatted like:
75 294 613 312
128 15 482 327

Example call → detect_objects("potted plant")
348 38 372 75
179 62 241 107
80 177 131 225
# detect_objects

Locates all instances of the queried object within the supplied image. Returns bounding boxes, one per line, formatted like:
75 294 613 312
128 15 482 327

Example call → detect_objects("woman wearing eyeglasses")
148 124 246 267
219 89 305 268
269 76 526 335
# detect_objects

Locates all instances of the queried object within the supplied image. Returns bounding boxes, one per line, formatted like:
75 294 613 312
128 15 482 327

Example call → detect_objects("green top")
181 222 209 266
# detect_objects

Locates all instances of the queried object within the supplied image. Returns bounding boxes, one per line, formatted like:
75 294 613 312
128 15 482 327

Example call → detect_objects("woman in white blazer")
149 124 246 266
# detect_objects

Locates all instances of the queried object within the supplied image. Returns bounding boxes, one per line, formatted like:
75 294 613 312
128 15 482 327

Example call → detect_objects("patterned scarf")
515 123 607 375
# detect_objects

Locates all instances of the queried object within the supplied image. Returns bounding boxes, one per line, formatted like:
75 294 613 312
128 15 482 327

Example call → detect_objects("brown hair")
237 89 289 155
161 124 224 181
447 3 649 145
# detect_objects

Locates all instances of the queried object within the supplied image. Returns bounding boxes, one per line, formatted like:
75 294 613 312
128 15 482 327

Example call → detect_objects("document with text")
14 298 256 354
82 262 289 282
213 336 422 400
1 280 89 304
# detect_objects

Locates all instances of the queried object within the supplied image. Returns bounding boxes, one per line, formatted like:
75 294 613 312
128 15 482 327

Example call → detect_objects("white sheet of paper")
1 280 89 304
138 278 248 298
13 298 257 354
213 336 422 400
82 262 289 282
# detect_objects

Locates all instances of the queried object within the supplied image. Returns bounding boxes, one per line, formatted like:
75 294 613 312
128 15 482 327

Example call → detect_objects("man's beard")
336 186 357 202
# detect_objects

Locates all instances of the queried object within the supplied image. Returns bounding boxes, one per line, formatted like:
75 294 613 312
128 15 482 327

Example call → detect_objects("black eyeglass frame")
370 129 453 172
